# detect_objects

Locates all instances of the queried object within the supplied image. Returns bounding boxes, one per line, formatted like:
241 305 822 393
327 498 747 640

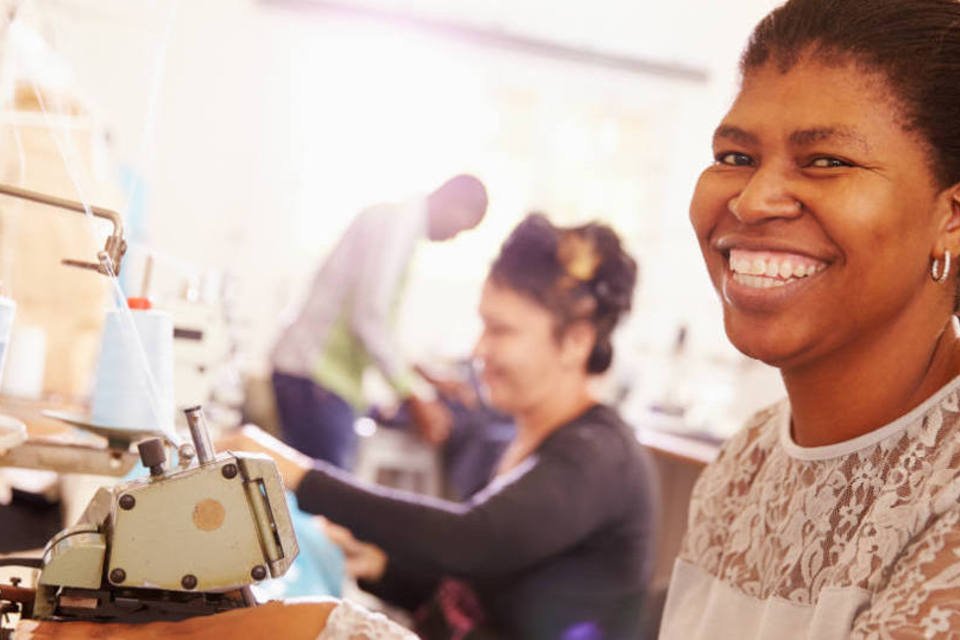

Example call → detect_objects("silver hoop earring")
932 250 952 284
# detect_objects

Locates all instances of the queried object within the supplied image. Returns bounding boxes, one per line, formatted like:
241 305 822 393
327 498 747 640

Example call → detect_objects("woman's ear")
936 182 960 256
560 321 596 370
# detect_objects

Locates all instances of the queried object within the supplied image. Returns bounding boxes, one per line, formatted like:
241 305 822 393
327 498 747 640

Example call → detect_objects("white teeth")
731 255 756 274
729 251 828 283
733 273 799 288
731 255 765 275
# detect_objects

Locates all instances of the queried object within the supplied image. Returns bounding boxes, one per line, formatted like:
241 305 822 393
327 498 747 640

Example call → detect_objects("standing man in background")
270 174 488 469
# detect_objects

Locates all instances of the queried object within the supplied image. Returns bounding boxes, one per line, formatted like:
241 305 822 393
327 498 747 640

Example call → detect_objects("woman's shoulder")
550 403 629 441
715 399 786 463
686 400 787 499
545 404 650 466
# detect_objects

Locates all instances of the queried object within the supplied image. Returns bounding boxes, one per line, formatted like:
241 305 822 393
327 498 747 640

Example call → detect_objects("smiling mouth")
728 248 829 289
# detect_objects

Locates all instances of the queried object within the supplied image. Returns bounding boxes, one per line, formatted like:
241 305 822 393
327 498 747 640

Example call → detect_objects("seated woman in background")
230 214 658 639
660 0 960 637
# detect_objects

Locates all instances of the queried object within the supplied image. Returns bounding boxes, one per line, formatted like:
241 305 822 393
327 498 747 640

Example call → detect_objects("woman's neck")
496 382 596 475
784 315 960 447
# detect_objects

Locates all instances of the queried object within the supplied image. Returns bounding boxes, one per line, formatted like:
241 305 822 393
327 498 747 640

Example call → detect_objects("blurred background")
0 0 786 438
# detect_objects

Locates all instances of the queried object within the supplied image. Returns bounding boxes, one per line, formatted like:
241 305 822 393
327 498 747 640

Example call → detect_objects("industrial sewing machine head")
0 184 297 632
1 405 299 626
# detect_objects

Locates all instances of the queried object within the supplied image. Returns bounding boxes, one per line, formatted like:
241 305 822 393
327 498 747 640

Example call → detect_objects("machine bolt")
109 568 126 584
119 494 136 510
251 565 267 581
221 463 238 479
181 574 198 590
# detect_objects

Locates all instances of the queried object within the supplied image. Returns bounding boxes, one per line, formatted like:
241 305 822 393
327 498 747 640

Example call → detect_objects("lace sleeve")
317 599 419 640
851 507 960 639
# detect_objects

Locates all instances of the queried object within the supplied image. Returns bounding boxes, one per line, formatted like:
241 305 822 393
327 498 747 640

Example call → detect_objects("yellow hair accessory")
558 232 601 282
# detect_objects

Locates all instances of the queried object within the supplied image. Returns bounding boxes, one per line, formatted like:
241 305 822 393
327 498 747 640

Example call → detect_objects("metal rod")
140 253 154 299
0 183 124 236
0 182 127 275
184 406 216 465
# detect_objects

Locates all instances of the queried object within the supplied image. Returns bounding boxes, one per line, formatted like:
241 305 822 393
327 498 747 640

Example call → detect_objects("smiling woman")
659 0 960 638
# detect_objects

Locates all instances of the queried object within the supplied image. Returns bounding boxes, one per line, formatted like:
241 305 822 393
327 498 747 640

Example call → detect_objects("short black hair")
742 0 960 188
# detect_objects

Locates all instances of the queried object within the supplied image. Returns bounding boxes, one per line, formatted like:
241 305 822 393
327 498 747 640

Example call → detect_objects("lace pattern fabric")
317 599 419 640
678 378 960 638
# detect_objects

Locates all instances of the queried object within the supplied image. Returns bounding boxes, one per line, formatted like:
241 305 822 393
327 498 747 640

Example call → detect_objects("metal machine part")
0 439 139 476
0 183 127 276
0 412 170 477
184 406 215 464
1 406 299 625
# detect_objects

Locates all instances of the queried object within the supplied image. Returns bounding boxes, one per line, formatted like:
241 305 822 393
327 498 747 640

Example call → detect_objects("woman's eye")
715 152 753 167
808 157 851 169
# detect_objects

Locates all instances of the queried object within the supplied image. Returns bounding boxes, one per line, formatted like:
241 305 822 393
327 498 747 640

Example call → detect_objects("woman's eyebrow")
789 126 870 151
712 124 871 153
713 125 757 146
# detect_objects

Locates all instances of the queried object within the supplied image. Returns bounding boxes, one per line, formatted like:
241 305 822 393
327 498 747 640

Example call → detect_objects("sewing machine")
0 405 299 631
0 184 299 634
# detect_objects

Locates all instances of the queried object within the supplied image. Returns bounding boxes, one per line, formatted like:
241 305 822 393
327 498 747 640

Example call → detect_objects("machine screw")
251 565 267 581
181 574 198 590
119 494 136 510
221 463 238 479
109 568 126 584
179 443 196 460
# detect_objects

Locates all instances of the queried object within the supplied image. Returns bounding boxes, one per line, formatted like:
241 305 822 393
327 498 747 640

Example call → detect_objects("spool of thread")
0 296 16 389
90 307 174 431
0 324 46 399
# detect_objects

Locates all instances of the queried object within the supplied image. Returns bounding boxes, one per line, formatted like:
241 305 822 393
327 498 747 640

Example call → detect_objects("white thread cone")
91 308 174 431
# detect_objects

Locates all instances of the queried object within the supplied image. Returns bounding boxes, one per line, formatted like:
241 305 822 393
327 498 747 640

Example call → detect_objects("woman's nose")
727 167 804 223
471 334 487 361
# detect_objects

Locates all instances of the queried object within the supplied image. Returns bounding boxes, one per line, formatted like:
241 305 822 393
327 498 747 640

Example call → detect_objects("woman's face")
474 280 585 415
690 57 954 369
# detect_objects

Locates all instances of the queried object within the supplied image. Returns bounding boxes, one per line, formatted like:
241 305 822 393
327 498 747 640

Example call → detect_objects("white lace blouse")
316 600 417 640
660 375 960 640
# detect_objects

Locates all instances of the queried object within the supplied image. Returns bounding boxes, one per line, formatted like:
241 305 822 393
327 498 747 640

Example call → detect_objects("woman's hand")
217 425 313 490
414 363 478 408
320 517 388 583
407 394 453 445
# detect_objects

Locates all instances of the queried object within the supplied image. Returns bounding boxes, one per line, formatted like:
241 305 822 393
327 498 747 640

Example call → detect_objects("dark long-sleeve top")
295 404 659 639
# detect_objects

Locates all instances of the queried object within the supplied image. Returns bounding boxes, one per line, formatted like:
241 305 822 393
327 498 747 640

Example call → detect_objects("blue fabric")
253 491 345 600
272 370 357 469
